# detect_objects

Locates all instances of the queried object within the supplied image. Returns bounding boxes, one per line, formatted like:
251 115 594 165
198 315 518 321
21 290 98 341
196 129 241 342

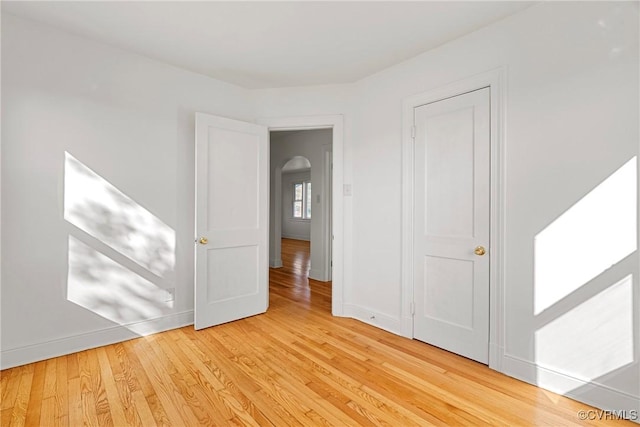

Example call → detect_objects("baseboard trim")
281 234 310 241
308 268 327 282
343 304 403 335
1 310 194 370
502 354 640 421
270 259 283 268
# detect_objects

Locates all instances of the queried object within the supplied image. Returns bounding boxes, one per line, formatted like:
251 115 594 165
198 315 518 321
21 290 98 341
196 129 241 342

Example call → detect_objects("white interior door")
195 113 269 330
413 87 490 364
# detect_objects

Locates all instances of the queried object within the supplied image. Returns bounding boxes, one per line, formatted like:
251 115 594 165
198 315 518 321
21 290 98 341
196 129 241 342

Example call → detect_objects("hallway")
269 238 332 312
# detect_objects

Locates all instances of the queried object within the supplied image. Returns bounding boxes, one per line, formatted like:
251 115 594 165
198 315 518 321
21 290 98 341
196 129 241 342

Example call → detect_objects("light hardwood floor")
1 238 633 426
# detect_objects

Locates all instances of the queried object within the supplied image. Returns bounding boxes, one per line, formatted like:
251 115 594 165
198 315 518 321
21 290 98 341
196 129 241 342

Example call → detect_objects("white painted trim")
258 115 344 316
1 310 194 370
503 354 640 421
269 259 283 268
308 268 325 282
342 304 403 336
323 144 333 282
282 234 311 241
401 68 507 370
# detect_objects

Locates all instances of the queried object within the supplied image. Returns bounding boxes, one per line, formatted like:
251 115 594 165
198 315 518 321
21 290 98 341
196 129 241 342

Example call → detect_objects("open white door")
413 87 490 363
195 113 269 330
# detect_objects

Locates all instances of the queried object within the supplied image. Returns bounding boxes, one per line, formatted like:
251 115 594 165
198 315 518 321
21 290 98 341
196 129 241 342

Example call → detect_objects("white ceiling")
2 1 534 89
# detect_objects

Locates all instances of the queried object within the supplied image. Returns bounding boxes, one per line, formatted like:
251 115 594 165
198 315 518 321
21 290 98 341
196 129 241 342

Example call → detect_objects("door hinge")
411 126 416 139
410 302 415 315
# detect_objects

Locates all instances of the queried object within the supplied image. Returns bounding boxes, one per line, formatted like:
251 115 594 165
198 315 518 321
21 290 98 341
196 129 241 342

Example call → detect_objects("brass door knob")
199 237 208 245
474 246 486 256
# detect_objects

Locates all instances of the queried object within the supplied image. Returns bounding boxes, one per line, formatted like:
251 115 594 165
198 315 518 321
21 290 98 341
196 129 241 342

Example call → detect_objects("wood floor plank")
24 361 45 426
175 328 286 427
220 326 361 427
10 364 35 427
86 348 112 427
131 337 201 426
103 344 143 427
202 330 318 426
39 397 56 427
42 358 57 400
163 330 266 427
150 334 230 426
96 347 129 427
67 378 82 427
1 407 14 427
120 340 172 427
1 366 20 411
1 238 635 426
54 355 69 426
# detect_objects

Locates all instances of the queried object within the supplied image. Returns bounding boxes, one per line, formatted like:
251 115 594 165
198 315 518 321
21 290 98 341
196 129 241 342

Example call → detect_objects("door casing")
401 69 506 370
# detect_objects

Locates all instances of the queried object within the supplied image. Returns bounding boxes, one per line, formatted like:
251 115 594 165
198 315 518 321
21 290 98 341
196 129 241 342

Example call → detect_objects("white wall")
256 1 640 415
1 14 254 368
282 170 311 241
270 130 331 280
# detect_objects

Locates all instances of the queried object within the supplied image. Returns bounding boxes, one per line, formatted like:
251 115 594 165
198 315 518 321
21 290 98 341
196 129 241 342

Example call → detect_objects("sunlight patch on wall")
64 152 175 279
535 274 634 394
534 158 637 314
67 235 173 326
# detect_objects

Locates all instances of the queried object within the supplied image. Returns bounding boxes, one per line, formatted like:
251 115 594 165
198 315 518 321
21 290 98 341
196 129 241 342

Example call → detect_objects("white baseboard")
502 354 640 422
308 268 327 282
343 304 403 336
1 310 194 370
281 234 310 241
270 259 283 268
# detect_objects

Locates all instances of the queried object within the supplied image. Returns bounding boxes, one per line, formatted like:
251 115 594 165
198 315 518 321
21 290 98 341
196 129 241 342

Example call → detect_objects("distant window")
293 181 311 219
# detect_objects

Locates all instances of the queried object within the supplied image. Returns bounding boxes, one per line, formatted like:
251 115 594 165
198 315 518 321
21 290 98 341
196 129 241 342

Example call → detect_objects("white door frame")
401 69 506 369
323 143 333 282
258 115 344 316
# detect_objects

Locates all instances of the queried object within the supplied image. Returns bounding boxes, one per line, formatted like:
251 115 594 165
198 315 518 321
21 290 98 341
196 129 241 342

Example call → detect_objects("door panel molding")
401 68 506 370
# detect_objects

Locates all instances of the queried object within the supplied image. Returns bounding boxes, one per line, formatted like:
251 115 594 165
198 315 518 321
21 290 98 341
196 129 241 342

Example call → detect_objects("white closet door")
413 88 491 364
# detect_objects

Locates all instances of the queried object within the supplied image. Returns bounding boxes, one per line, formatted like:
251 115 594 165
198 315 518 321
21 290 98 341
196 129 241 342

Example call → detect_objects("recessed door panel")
207 245 259 303
424 255 474 330
424 108 475 239
207 128 259 231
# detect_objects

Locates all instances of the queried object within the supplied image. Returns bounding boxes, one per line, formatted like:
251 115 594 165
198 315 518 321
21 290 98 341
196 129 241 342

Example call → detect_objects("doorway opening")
269 130 333 311
260 114 344 317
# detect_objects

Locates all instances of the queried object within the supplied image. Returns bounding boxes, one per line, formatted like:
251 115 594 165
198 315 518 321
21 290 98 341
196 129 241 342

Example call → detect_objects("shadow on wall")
533 156 638 399
64 152 176 333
